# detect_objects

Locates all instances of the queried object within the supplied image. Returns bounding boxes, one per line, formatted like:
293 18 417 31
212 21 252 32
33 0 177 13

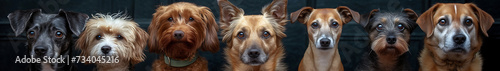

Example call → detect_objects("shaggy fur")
76 13 148 71
218 0 288 71
147 2 220 71
417 3 493 71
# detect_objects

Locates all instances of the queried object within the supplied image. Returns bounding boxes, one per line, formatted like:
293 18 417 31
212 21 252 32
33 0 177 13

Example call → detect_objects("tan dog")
290 6 360 71
417 3 493 71
218 0 288 70
147 2 220 71
76 13 148 71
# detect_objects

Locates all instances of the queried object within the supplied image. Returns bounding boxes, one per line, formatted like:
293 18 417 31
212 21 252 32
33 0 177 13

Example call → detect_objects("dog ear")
199 7 220 53
218 0 243 30
359 9 378 29
131 24 148 65
290 7 313 24
8 9 41 36
403 8 418 21
59 9 89 36
417 3 441 38
262 0 288 26
337 6 360 24
75 25 90 63
467 3 494 37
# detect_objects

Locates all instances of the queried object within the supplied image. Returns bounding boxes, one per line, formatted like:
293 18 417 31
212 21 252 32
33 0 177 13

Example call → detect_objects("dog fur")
218 0 288 71
417 3 494 71
8 9 88 71
76 13 148 71
147 2 220 71
290 6 361 71
355 9 419 71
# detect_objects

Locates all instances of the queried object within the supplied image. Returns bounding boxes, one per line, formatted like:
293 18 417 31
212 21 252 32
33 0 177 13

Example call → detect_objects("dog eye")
331 22 339 28
55 31 63 38
168 17 173 22
262 31 270 38
311 22 319 29
376 24 383 31
397 23 404 31
464 19 472 26
438 19 447 26
96 35 102 40
28 31 35 38
117 35 123 40
237 32 245 39
189 17 194 21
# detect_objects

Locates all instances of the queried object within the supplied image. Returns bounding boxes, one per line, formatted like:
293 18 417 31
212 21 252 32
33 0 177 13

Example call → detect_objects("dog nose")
34 46 47 55
173 30 184 39
320 38 330 47
101 46 111 54
248 49 260 58
453 34 466 44
386 35 396 44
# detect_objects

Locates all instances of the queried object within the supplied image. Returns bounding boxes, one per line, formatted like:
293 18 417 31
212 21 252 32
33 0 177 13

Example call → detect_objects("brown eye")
237 32 245 39
438 19 447 26
376 24 383 31
464 19 472 26
168 17 173 22
96 35 102 40
331 22 339 28
28 31 35 38
189 17 194 21
397 23 404 31
262 31 270 38
311 22 319 29
55 31 63 38
117 35 123 40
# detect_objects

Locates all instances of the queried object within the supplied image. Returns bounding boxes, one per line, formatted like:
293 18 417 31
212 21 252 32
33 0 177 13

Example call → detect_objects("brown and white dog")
417 3 494 71
147 2 220 71
76 13 148 71
290 6 360 71
218 0 288 70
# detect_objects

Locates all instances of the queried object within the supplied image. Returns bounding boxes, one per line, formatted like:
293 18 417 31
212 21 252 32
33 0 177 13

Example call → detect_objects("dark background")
1 0 499 71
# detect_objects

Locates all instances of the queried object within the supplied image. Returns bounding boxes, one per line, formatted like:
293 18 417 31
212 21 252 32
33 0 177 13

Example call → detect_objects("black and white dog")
8 9 88 71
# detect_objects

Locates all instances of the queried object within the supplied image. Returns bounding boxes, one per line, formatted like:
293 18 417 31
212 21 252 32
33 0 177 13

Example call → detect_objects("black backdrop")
1 0 499 71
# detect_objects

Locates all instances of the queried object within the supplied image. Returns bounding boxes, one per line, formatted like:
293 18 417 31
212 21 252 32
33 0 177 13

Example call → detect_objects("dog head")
417 3 493 61
290 6 360 51
148 2 220 60
359 9 418 56
218 0 287 66
76 13 148 65
8 9 87 59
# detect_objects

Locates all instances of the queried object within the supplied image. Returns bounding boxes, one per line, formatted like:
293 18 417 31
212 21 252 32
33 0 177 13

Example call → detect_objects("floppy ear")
467 3 494 37
417 3 441 38
131 24 148 65
262 0 288 26
403 8 418 21
359 9 379 29
59 9 89 36
199 7 220 53
8 9 41 36
218 0 243 30
290 7 313 24
337 6 360 24
75 25 90 64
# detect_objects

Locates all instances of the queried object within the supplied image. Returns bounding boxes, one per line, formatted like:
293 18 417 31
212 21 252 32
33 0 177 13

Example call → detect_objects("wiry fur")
76 13 148 71
218 0 288 71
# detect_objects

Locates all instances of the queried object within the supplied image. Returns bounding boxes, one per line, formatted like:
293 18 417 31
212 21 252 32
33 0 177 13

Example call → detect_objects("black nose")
320 38 331 47
386 35 397 44
248 49 260 58
101 46 111 54
453 34 466 44
173 30 184 39
34 46 47 55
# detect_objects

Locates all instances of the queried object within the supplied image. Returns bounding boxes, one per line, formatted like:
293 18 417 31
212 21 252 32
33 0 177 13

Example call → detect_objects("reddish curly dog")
147 2 220 71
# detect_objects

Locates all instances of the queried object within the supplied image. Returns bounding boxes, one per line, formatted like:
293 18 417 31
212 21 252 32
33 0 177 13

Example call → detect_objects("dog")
416 3 493 71
218 0 288 70
75 13 148 71
147 2 220 71
8 9 88 71
355 9 419 71
290 6 361 71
